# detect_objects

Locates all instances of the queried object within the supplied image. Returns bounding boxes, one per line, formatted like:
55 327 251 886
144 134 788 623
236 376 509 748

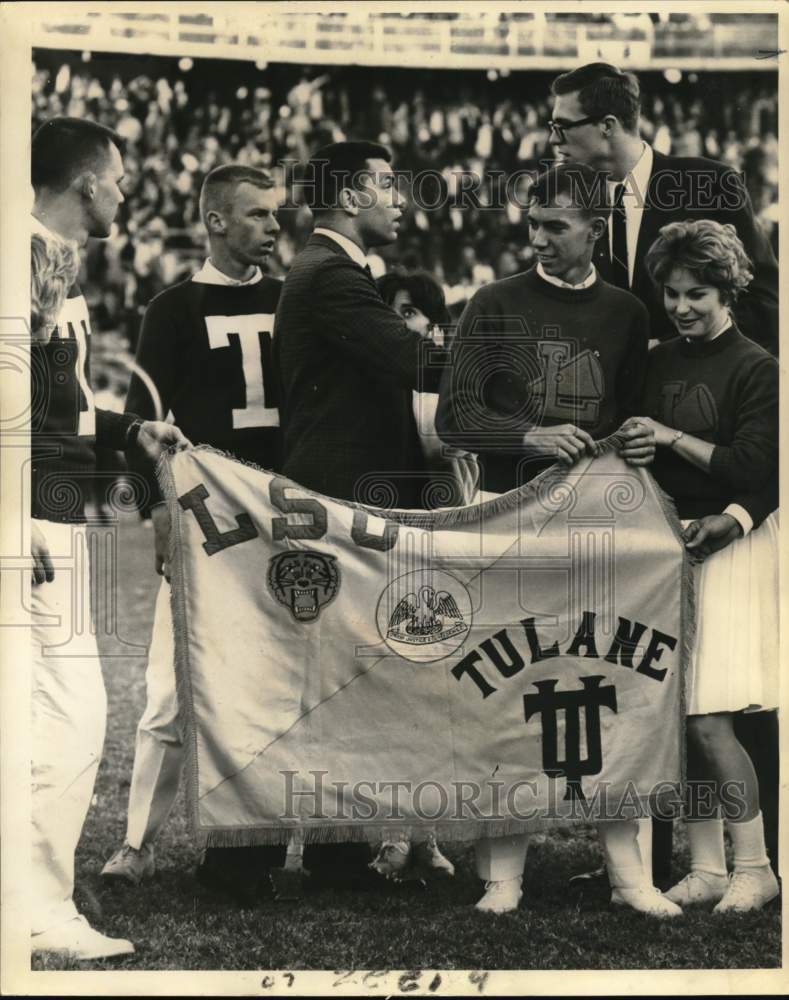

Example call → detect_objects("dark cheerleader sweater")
31 285 137 522
125 274 283 511
435 266 649 493
641 324 778 520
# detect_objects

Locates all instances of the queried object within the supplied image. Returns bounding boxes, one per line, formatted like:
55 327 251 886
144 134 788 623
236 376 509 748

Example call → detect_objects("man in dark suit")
548 62 778 355
275 140 446 510
274 140 447 880
548 63 779 887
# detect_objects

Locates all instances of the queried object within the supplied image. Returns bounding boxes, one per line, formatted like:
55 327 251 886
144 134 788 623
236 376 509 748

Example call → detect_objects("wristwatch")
669 429 684 449
124 417 145 451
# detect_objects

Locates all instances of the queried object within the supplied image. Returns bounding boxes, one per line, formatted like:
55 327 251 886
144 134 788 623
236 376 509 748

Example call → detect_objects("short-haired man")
436 163 683 918
275 141 448 510
274 142 449 880
550 62 780 887
30 117 190 960
101 165 286 898
548 62 778 355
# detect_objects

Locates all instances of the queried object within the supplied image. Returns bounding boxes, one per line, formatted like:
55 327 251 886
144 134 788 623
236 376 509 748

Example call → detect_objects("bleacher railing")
33 10 778 70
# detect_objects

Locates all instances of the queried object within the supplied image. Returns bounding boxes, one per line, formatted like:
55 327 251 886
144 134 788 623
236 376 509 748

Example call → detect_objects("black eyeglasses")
547 115 606 143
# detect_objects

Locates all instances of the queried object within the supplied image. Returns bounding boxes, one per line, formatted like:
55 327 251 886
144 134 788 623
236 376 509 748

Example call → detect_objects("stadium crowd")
32 55 778 371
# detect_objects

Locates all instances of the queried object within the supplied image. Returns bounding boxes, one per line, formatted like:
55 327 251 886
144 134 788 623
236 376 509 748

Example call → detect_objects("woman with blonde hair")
30 229 80 342
622 218 778 913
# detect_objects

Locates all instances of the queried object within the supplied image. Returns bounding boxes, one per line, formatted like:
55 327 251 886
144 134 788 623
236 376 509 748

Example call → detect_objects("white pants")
475 820 653 884
31 520 107 935
125 580 184 849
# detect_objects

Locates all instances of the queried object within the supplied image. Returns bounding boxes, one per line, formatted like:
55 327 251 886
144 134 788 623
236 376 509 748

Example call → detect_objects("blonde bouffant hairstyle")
645 219 753 305
31 230 80 342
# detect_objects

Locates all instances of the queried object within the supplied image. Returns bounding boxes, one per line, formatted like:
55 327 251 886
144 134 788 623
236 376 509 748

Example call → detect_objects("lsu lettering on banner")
160 446 690 846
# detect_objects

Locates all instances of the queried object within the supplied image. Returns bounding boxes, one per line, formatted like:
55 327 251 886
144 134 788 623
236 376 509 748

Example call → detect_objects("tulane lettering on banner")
452 613 677 698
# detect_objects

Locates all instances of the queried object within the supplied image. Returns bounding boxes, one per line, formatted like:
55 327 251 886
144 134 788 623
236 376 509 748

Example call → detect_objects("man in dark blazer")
548 63 779 887
548 62 778 355
275 140 446 510
274 140 447 881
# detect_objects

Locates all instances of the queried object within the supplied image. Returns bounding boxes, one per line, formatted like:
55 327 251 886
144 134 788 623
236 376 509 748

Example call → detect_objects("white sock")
686 818 727 876
597 819 646 889
635 817 653 883
727 811 770 870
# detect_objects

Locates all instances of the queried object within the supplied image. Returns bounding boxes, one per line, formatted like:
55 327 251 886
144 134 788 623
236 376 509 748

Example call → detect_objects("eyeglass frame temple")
547 115 609 142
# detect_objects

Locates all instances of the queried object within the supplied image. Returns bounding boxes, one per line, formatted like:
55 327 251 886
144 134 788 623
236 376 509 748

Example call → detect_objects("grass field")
32 513 782 972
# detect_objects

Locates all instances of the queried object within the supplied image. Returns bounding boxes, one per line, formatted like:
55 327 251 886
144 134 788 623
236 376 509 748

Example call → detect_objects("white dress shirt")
192 258 263 286
607 141 654 288
536 262 597 290
313 227 369 269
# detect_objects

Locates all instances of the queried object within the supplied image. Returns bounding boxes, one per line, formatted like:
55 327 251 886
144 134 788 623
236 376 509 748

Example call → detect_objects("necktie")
610 182 629 290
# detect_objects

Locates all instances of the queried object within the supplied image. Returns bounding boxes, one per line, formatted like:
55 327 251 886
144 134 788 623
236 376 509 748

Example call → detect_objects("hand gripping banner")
160 445 690 847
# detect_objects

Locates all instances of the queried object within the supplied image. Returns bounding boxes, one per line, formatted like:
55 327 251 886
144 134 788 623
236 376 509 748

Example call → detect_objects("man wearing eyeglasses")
548 62 777 357
548 63 779 895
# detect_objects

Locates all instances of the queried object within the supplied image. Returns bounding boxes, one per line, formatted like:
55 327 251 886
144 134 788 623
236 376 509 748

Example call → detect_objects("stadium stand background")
31 9 778 399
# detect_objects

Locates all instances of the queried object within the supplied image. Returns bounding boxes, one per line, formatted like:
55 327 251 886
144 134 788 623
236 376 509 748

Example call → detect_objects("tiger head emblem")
267 550 340 623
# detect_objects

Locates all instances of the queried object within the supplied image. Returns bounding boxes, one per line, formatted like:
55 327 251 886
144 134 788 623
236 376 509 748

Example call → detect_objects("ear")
600 115 619 139
205 209 226 236
338 187 359 217
76 171 97 201
589 215 607 241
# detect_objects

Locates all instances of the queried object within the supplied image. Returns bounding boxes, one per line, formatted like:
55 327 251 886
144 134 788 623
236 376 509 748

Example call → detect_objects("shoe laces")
724 868 765 903
616 883 663 898
119 842 148 860
683 870 720 891
484 879 514 895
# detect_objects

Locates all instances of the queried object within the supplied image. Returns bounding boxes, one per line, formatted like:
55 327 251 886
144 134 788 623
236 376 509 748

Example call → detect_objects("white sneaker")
101 842 155 885
32 916 134 960
665 870 728 906
413 834 455 877
369 836 411 879
713 865 779 914
475 876 523 914
611 884 683 918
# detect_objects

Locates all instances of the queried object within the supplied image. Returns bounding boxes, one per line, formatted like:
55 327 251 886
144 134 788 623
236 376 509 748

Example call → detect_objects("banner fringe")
195 791 682 848
179 429 633 530
158 435 690 844
157 451 204 843
648 474 694 797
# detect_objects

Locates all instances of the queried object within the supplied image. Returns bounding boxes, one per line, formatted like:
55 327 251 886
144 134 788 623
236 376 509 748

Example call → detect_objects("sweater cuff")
96 409 138 451
724 504 753 538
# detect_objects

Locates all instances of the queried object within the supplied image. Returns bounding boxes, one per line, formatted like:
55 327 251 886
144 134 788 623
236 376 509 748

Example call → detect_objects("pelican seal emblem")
376 569 472 662
387 585 468 645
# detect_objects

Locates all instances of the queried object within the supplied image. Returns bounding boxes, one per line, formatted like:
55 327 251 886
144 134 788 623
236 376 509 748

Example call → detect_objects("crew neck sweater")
641 325 778 519
125 274 283 511
31 284 137 522
435 266 649 493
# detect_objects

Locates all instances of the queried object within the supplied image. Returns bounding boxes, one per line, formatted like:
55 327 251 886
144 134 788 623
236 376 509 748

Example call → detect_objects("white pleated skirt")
685 511 779 716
